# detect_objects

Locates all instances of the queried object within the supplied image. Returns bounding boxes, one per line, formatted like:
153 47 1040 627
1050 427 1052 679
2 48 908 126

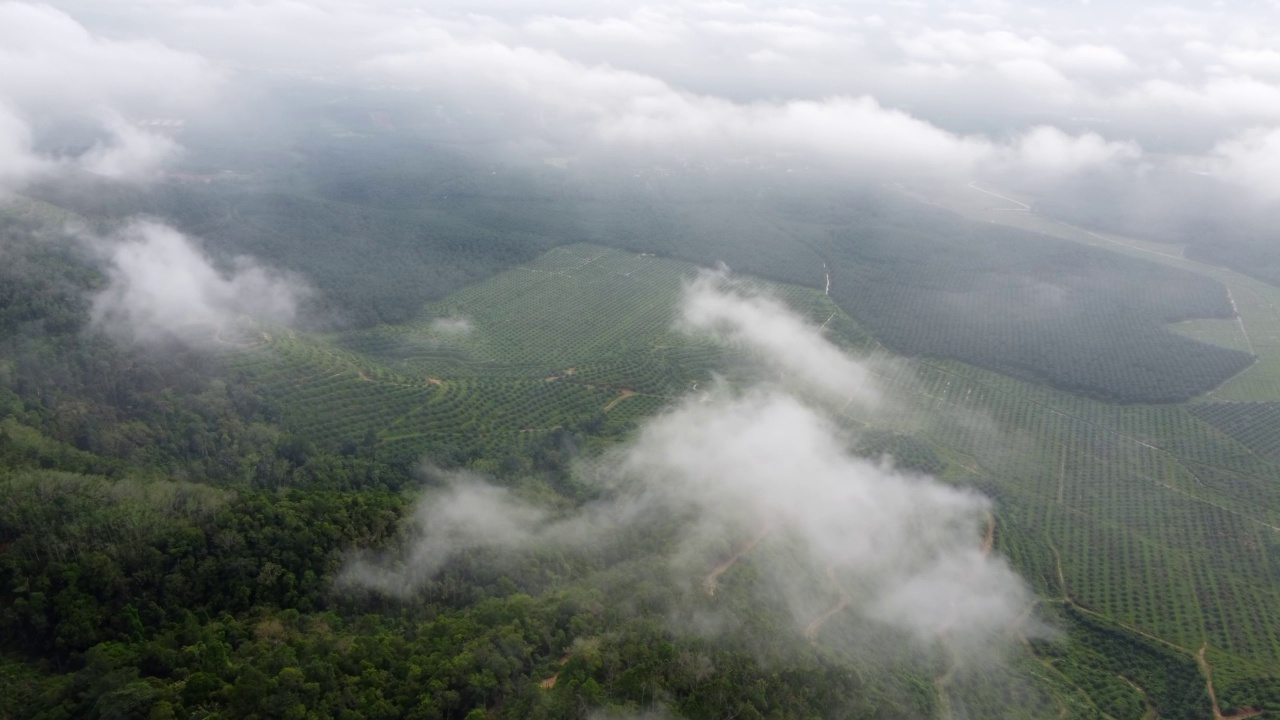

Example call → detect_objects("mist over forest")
3 2 1280 720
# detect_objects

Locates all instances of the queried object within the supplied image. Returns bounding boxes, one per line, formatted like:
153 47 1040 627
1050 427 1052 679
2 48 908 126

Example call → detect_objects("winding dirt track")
1198 644 1263 720
602 389 636 412
931 514 998 718
933 653 958 720
702 521 773 597
212 327 261 348
803 563 851 639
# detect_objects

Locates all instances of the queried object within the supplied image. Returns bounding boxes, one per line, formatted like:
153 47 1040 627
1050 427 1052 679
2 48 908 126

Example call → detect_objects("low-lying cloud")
340 475 548 597
77 113 183 181
341 277 1030 654
1207 126 1280 203
89 220 308 344
0 2 219 191
680 272 879 407
429 316 474 335
14 1 1280 211
364 36 1136 180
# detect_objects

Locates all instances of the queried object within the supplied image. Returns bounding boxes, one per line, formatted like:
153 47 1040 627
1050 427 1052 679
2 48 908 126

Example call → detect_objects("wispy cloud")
341 279 1031 654
88 220 308 344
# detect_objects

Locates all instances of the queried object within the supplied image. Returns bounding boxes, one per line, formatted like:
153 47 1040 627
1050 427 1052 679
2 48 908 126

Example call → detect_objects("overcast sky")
5 0 1280 199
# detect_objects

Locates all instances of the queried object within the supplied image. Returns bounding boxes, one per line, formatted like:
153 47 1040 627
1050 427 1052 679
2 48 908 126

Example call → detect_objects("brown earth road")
803 562 851 639
1049 529 1262 720
933 656 958 720
1198 644 1264 720
603 389 636 412
929 518 996 719
703 522 773 598
538 655 570 690
807 515 991 647
212 327 260 348
1117 675 1157 720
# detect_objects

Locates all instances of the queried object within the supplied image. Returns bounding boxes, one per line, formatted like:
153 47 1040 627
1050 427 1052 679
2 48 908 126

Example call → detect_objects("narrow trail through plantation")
803 562 851 640
932 512 998 718
1198 644 1264 720
702 521 773 598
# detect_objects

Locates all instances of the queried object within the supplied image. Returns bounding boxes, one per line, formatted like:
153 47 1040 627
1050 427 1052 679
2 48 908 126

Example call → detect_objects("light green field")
1169 317 1252 353
234 245 855 466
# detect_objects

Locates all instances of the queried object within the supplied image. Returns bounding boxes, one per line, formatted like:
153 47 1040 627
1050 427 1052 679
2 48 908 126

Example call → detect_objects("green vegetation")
864 355 1280 664
221 241 1280 717
1034 605 1212 720
6 158 1280 719
231 244 844 472
1190 402 1280 461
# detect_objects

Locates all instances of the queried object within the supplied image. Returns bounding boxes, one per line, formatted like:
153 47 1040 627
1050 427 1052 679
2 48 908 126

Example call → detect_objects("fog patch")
0 2 219 191
1002 125 1140 176
338 474 548 598
680 271 880 408
364 38 1127 181
1206 126 1280 204
430 316 474 334
614 388 1029 650
0 103 50 192
77 113 181 181
88 220 308 344
340 279 1033 656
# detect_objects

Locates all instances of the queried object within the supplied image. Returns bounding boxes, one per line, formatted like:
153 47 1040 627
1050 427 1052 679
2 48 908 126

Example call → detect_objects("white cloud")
429 316 473 334
680 273 880 407
1006 125 1140 174
0 2 216 110
1206 126 1280 202
365 33 1125 179
339 476 548 596
1055 44 1135 74
0 104 51 191
77 113 182 181
89 220 307 343
45 1 1280 180
0 2 219 189
1123 76 1280 120
17 0 1280 257
1222 47 1280 78
342 280 1031 651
